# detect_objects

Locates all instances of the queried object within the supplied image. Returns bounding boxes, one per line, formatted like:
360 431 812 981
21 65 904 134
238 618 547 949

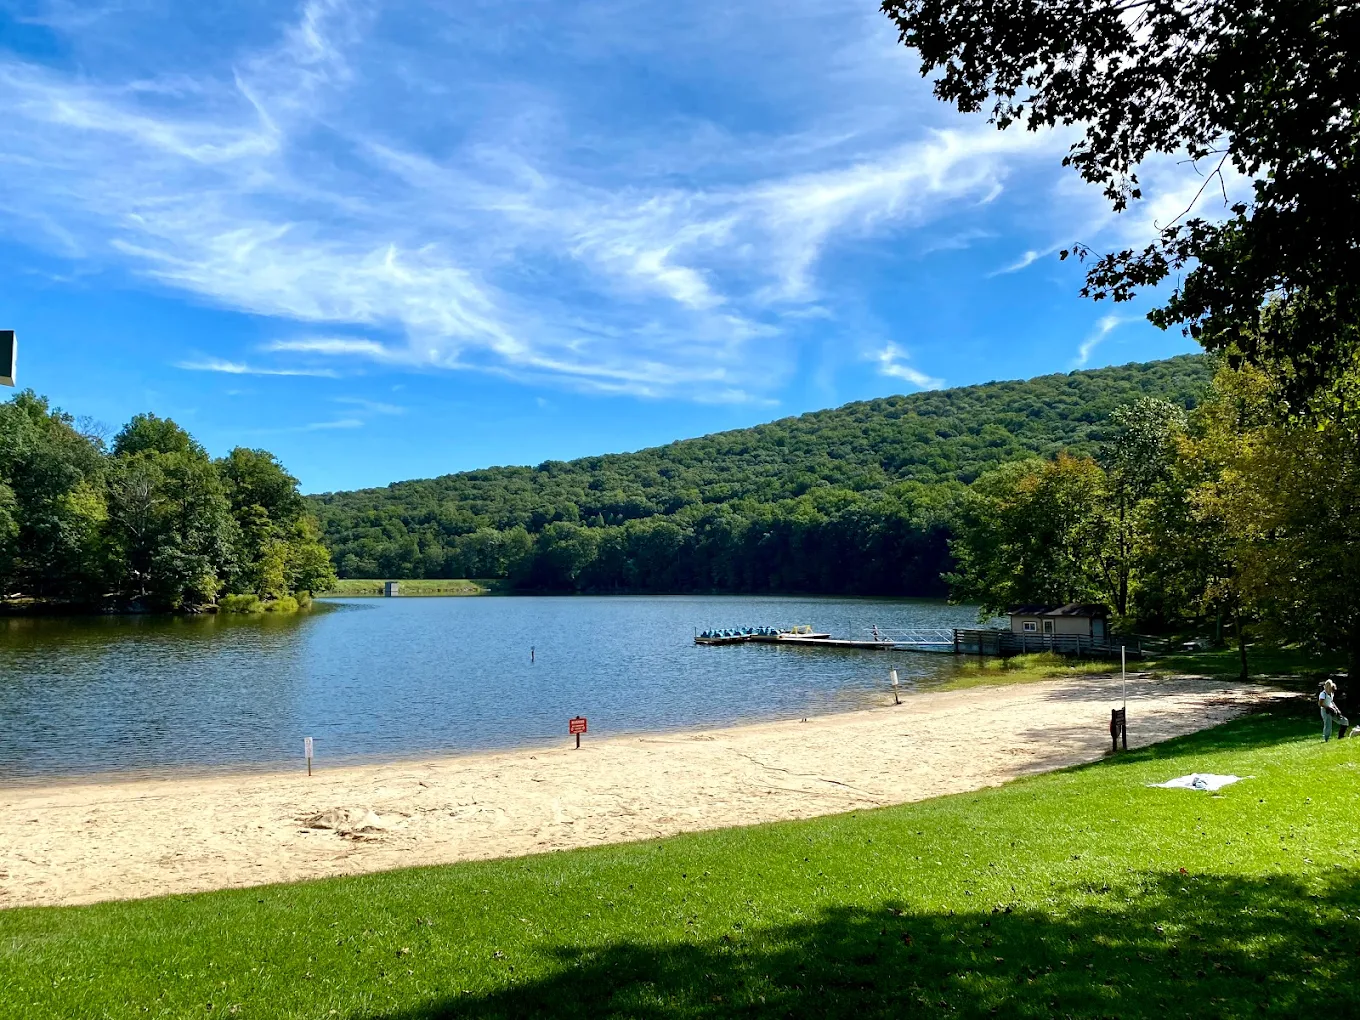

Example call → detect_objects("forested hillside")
310 356 1211 594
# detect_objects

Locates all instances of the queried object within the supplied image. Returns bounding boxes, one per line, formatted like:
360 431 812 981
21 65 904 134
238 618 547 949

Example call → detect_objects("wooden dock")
770 636 895 650
694 632 833 646
694 627 950 652
696 626 1147 658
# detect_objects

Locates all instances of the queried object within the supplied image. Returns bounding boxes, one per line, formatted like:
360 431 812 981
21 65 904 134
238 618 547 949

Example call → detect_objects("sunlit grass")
1146 644 1343 690
938 643 1342 694
2 703 1355 1018
939 651 1119 690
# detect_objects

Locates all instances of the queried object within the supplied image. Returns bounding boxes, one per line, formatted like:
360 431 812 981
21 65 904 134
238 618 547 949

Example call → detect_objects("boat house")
1007 604 1110 639
952 604 1125 658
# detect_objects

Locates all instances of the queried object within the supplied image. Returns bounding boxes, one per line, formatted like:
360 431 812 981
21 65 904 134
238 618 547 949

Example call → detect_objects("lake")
0 595 986 782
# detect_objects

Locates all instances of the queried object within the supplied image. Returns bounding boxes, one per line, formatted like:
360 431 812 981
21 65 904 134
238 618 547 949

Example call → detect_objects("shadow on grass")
1066 701 1320 766
370 869 1359 1019
1027 673 1283 705
998 692 1316 772
1148 646 1342 690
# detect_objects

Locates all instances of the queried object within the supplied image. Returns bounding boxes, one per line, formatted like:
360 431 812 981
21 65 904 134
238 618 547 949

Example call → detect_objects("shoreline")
0 675 1288 909
0 600 326 620
0 664 1103 791
0 689 917 791
315 590 959 600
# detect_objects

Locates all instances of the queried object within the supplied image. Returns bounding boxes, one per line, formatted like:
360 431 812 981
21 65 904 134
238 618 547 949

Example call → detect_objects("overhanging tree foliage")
881 0 1360 403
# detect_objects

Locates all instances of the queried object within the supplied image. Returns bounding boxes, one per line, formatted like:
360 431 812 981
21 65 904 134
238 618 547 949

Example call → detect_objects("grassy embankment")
1 593 317 615
318 578 505 597
218 593 312 614
2 702 1356 1018
941 645 1344 692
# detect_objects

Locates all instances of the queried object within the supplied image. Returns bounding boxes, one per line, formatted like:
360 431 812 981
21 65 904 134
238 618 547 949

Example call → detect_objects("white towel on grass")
1149 773 1246 791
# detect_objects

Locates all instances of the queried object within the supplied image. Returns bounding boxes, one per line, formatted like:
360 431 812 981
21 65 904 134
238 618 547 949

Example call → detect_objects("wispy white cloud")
176 357 339 378
237 414 366 437
12 0 127 33
0 0 1236 402
743 128 1055 302
1072 314 1133 369
871 343 943 390
303 417 363 430
265 337 399 359
990 246 1049 276
0 0 1065 401
1008 149 1253 283
333 396 404 415
918 227 995 257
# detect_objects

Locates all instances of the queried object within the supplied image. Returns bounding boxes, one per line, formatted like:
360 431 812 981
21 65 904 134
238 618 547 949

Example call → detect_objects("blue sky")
0 0 1217 493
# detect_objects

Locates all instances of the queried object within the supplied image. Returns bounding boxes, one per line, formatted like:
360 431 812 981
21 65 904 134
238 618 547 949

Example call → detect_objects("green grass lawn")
940 651 1119 690
2 702 1356 1019
318 579 504 597
940 644 1343 693
1147 645 1345 688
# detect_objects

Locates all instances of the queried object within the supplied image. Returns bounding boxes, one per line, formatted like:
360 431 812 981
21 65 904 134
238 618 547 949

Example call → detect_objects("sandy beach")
0 675 1283 908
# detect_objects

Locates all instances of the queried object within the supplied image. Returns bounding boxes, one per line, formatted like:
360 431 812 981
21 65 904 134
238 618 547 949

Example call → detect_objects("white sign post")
890 668 900 705
304 736 314 777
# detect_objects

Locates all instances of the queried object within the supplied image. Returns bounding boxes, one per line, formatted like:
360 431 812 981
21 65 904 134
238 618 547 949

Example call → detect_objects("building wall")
1009 615 1101 636
1052 616 1094 636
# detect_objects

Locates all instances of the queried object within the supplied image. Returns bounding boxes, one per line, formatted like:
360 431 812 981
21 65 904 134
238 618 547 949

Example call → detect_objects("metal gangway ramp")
866 627 958 653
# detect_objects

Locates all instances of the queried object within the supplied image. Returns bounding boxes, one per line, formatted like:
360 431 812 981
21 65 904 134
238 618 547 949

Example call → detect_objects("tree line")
0 391 335 612
310 357 1211 591
875 0 1360 681
415 483 957 596
948 350 1360 682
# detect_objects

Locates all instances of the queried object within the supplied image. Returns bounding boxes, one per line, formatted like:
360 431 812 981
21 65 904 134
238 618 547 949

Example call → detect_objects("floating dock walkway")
695 626 956 652
696 626 1145 658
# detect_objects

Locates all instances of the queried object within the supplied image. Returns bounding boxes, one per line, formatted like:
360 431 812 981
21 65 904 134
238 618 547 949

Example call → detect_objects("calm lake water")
0 595 985 782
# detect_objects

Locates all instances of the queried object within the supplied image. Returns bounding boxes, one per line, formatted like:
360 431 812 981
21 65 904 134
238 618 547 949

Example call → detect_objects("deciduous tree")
0 391 108 599
947 454 1114 617
1195 361 1360 681
881 0 1360 401
1101 397 1187 618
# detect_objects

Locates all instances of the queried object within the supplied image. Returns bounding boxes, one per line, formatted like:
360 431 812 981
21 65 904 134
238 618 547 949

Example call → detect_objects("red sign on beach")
568 716 588 735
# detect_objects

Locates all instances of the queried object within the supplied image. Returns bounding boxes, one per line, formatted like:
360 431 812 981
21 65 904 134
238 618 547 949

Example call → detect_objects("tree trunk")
1234 603 1249 681
1348 619 1360 702
1115 495 1129 617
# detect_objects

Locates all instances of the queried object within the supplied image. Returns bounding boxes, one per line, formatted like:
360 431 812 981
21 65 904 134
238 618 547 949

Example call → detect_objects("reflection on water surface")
0 595 983 781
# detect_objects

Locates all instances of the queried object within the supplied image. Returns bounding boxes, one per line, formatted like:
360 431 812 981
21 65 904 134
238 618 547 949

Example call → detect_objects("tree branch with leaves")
882 0 1360 403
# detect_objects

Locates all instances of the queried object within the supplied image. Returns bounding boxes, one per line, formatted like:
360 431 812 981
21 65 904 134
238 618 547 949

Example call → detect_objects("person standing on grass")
1319 679 1349 741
